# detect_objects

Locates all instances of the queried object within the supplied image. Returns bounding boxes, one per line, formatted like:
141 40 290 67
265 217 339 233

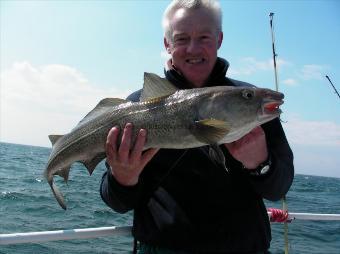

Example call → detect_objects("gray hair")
162 0 222 41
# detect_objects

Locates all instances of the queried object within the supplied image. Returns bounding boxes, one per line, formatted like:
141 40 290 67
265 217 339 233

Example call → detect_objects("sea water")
1 142 339 253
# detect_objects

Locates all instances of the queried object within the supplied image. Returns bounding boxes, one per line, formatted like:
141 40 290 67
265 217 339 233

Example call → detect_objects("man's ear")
164 37 171 53
217 31 223 49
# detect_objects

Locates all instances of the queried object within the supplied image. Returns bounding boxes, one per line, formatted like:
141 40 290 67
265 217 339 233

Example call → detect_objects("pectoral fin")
209 144 229 172
190 119 230 144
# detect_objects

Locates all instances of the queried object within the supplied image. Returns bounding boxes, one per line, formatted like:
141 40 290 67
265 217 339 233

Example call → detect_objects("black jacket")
100 58 294 253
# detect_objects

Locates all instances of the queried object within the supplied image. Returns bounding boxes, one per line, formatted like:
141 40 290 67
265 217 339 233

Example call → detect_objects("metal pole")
287 212 340 221
0 226 132 245
2 213 340 245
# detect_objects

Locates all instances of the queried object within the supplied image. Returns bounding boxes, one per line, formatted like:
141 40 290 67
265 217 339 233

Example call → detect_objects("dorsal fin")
77 98 127 128
140 72 178 102
48 135 63 146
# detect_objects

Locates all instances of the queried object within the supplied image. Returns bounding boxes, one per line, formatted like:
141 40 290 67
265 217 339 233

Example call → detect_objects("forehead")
170 8 217 35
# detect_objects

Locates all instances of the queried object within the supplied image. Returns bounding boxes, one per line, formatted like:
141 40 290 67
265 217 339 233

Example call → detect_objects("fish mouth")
258 89 284 122
260 89 284 117
262 99 284 115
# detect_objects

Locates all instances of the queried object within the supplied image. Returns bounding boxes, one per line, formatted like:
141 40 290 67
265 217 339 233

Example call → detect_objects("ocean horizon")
1 142 340 253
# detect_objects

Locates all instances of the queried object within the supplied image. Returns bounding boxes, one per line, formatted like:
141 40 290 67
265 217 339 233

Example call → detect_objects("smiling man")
163 6 223 87
100 1 294 253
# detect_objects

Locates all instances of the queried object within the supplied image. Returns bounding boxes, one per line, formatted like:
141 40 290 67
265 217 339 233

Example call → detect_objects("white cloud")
283 115 340 146
299 64 328 80
228 57 289 76
291 144 340 178
282 78 298 86
282 115 340 177
228 58 332 88
0 62 130 147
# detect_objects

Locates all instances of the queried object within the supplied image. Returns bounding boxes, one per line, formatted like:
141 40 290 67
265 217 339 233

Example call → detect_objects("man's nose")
186 39 201 54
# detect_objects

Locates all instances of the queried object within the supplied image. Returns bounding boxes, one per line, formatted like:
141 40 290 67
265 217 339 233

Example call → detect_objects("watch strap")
246 156 272 176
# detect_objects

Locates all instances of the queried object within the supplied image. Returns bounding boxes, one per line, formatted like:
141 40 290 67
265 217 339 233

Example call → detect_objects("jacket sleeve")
248 118 294 201
100 163 142 213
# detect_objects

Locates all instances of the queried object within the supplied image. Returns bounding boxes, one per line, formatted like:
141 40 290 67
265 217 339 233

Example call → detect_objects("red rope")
268 208 290 223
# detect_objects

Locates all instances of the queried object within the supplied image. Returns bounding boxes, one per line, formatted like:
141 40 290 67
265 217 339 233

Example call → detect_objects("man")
101 0 294 253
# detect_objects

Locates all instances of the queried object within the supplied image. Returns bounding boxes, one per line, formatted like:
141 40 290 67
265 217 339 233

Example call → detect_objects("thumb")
140 148 159 168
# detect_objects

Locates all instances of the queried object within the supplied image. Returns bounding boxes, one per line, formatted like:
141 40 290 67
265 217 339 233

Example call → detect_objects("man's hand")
224 126 268 170
105 123 159 186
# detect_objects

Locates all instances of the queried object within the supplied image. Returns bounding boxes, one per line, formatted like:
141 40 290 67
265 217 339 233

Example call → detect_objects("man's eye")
176 37 187 42
200 35 212 41
174 38 189 45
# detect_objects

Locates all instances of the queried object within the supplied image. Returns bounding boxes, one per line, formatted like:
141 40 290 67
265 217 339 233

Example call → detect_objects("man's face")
164 8 223 88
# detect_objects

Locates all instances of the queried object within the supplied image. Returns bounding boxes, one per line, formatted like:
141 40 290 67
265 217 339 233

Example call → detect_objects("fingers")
224 126 262 157
225 126 264 147
106 126 120 162
130 129 147 161
105 123 158 186
106 123 157 165
224 142 234 150
131 129 159 169
251 126 265 136
224 126 268 169
118 123 133 161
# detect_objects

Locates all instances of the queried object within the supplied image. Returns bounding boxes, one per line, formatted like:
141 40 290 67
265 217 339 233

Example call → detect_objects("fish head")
198 86 284 131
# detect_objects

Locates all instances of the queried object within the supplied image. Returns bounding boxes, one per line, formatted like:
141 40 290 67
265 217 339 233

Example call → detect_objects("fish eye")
242 90 254 99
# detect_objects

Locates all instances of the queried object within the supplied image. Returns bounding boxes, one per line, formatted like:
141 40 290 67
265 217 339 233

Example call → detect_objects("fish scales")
126 93 201 149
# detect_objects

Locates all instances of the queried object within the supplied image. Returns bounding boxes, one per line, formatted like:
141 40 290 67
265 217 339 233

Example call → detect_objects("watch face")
248 162 271 176
260 165 271 175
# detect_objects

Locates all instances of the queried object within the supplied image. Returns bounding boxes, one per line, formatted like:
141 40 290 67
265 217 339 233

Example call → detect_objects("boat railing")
1 212 340 245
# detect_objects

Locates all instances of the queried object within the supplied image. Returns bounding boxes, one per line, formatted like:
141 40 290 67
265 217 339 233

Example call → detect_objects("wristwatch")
247 156 272 176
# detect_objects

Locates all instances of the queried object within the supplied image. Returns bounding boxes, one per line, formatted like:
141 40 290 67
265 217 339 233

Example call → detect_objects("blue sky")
1 0 339 178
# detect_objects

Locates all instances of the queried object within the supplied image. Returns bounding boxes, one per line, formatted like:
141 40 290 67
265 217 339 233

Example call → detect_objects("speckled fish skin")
44 73 284 209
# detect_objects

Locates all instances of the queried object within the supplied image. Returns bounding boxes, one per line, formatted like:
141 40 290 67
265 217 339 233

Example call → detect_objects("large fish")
44 73 284 209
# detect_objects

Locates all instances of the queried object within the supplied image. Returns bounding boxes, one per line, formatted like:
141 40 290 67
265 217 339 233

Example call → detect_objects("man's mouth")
186 58 205 64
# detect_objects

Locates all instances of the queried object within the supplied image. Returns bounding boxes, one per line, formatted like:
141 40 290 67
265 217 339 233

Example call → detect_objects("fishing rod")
325 75 340 100
269 12 289 254
269 12 279 92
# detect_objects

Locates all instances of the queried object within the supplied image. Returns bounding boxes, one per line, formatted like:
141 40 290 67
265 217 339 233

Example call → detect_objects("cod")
44 73 284 209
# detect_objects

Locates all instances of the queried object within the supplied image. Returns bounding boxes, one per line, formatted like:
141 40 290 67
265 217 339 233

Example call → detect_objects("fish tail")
48 179 67 210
